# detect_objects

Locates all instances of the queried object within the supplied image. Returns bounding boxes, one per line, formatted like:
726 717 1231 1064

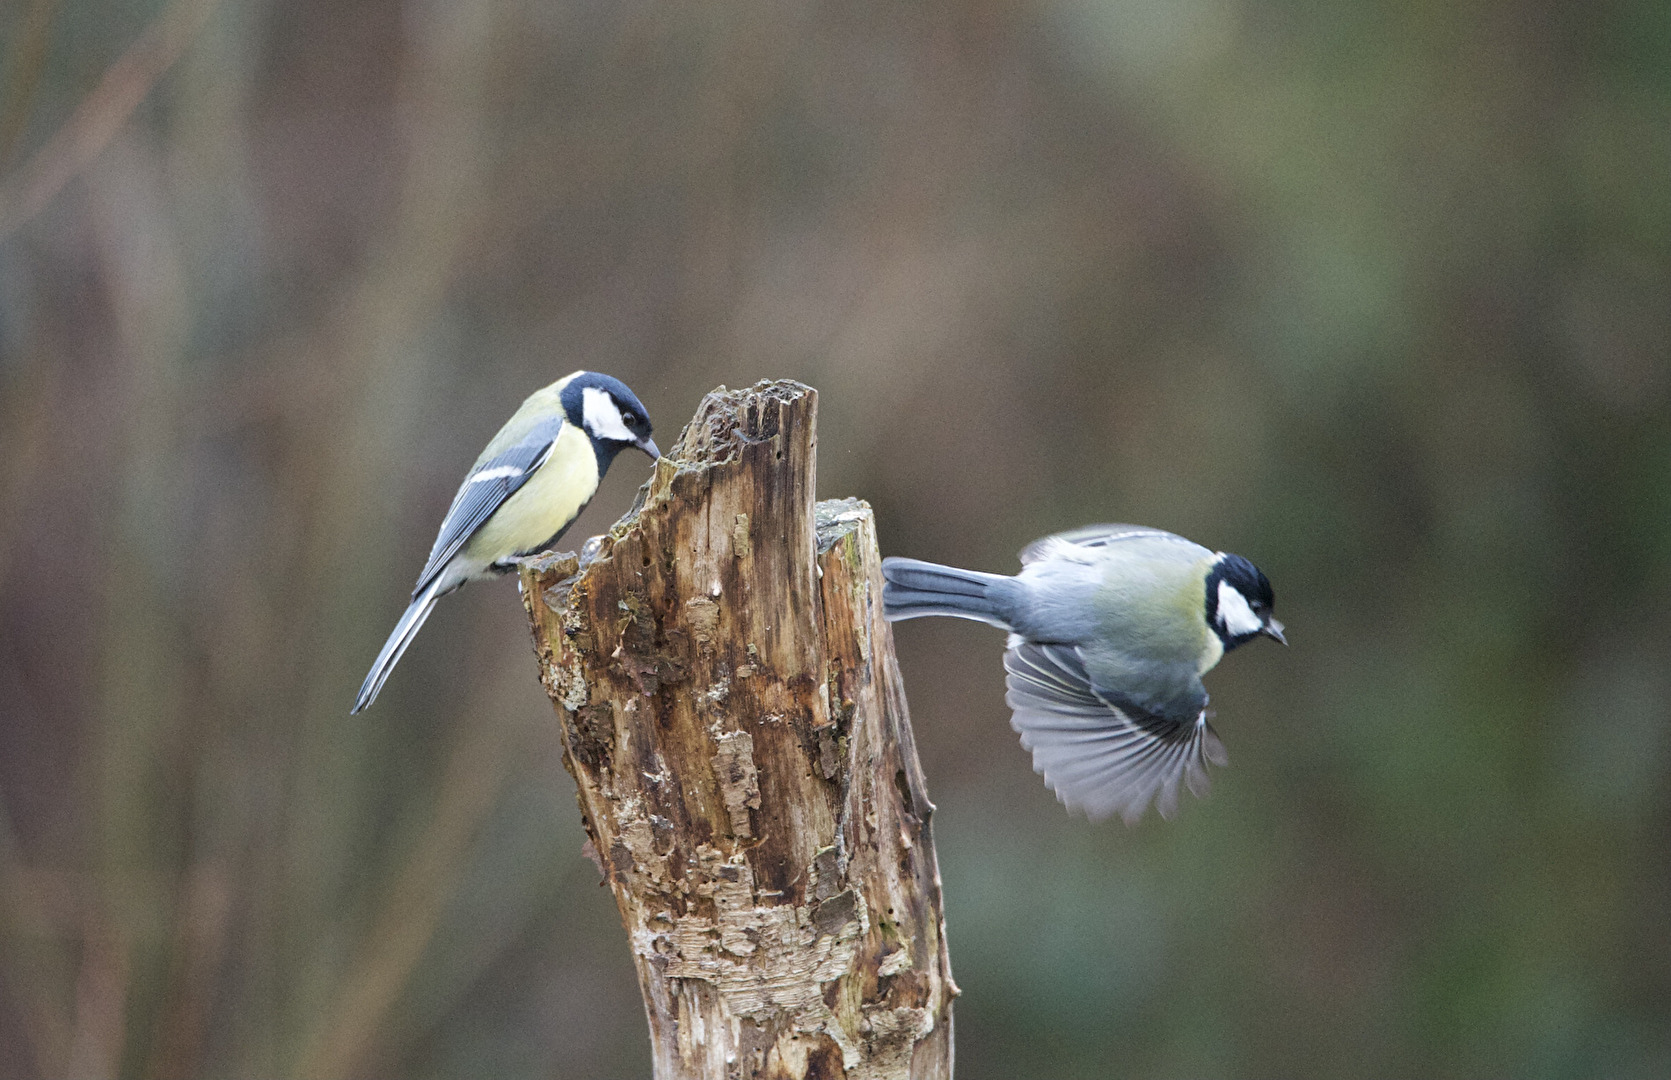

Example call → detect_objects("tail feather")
353 579 445 713
881 557 1014 628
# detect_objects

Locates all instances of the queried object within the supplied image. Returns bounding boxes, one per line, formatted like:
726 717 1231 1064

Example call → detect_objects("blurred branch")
143 866 232 1080
63 918 130 1080
281 2 502 1068
291 706 517 1080
0 0 219 241
0 0 61 169
0 800 73 1079
0 358 53 585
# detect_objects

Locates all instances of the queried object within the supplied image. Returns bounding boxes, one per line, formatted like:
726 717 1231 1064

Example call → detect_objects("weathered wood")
519 381 956 1079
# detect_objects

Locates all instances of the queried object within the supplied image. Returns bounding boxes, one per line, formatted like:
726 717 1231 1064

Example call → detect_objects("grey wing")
412 416 564 597
1019 523 1193 566
1003 641 1227 824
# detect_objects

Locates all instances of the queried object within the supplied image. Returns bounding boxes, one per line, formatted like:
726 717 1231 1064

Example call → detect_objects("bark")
519 381 956 1079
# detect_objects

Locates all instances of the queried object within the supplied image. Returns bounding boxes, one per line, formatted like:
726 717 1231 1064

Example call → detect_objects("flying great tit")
353 371 659 713
882 524 1285 824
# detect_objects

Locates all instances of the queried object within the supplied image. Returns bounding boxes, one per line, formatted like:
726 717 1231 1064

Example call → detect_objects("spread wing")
1019 523 1193 566
412 415 565 596
1003 640 1227 824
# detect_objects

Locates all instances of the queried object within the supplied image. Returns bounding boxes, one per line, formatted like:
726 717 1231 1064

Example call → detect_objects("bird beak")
1261 619 1287 646
637 436 661 460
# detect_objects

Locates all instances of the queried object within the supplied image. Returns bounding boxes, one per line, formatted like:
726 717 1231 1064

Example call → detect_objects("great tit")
882 524 1285 823
352 371 659 713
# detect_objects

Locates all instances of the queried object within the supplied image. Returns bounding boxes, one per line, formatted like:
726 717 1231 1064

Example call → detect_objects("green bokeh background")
0 1 1666 1077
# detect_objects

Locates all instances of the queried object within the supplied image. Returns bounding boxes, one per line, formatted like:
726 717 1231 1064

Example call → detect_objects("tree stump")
519 381 956 1079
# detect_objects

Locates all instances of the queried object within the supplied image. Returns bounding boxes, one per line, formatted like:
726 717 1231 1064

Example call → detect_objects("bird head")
558 372 660 461
1206 552 1285 650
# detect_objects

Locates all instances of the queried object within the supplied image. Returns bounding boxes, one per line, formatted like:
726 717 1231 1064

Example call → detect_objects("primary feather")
1004 641 1226 825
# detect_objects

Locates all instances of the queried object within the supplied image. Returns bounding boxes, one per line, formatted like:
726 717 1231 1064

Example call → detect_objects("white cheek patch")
582 386 635 443
1217 580 1263 637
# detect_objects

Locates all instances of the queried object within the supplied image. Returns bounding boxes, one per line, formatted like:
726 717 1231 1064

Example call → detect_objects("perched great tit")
882 524 1285 824
353 371 659 713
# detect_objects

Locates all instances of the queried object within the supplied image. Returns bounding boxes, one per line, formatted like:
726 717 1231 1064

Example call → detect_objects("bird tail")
881 557 1015 629
352 578 445 713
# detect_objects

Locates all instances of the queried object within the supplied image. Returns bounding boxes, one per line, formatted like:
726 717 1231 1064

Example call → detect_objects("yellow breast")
463 423 599 562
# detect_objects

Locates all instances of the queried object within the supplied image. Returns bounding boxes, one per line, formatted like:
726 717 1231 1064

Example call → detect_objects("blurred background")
0 0 1666 1076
